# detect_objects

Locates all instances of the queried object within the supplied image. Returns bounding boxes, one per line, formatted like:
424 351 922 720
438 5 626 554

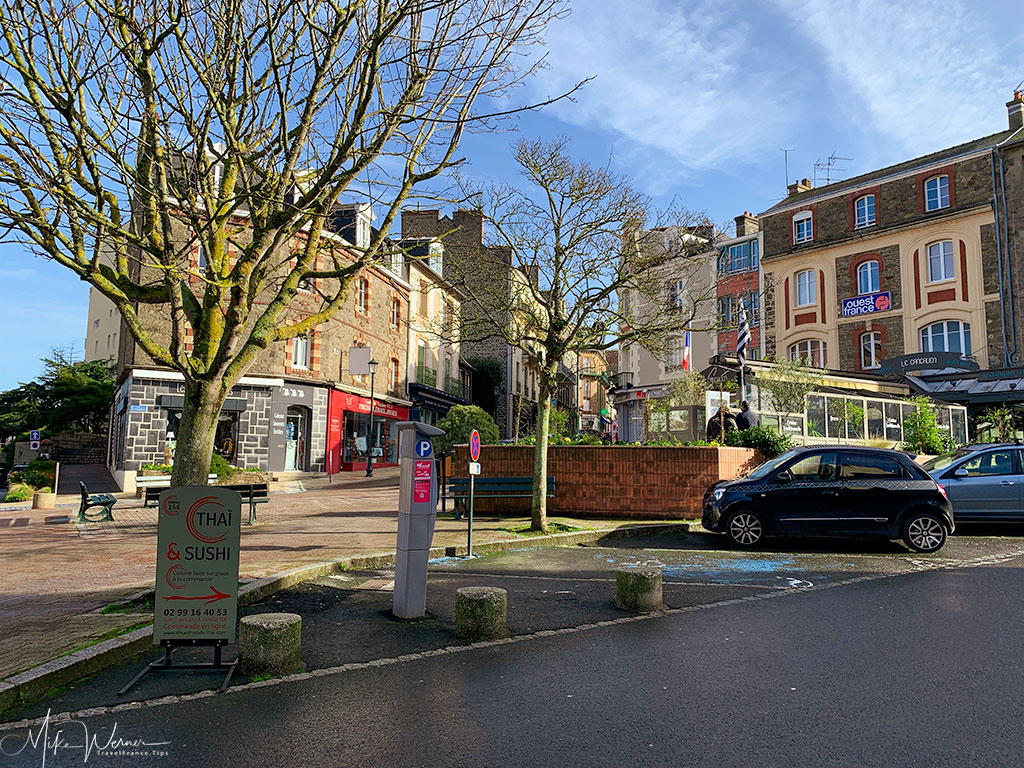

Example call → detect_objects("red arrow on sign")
163 586 231 605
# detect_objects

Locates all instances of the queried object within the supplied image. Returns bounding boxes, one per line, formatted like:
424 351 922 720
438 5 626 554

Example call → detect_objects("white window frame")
860 331 881 369
857 261 880 295
925 175 950 211
796 269 816 307
292 336 311 370
356 278 368 312
390 298 401 330
297 278 314 294
788 339 826 368
793 211 813 244
920 321 971 355
855 195 876 228
197 244 208 270
927 240 955 283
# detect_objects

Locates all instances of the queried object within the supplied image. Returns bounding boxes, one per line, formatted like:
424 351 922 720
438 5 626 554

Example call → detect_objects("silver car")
923 444 1024 521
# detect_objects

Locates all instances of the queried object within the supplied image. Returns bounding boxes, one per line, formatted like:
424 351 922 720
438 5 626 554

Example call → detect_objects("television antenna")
813 152 852 186
780 148 794 187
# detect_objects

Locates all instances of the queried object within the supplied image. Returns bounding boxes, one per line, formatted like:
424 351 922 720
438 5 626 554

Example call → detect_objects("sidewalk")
0 472 663 680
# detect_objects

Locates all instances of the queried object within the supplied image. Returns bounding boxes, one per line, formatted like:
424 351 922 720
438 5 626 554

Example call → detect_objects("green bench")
445 476 554 520
140 474 218 508
220 483 270 525
78 481 116 523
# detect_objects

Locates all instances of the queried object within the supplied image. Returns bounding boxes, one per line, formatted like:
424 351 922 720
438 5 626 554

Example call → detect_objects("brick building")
105 204 417 490
759 92 1024 391
716 213 764 360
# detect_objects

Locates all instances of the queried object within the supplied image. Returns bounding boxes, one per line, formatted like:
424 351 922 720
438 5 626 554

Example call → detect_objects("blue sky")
1 0 1022 390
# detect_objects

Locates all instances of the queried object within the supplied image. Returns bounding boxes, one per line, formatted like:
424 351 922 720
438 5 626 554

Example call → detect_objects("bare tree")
448 137 715 531
0 0 571 484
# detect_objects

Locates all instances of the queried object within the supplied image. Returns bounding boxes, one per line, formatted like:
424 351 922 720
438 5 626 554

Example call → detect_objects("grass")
249 673 274 682
55 620 152 660
101 600 151 614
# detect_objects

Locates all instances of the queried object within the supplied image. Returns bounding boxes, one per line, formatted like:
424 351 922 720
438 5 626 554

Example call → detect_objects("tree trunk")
530 380 554 532
170 379 226 486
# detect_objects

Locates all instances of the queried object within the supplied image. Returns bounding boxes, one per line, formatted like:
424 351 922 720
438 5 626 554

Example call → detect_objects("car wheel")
725 510 765 548
902 512 947 553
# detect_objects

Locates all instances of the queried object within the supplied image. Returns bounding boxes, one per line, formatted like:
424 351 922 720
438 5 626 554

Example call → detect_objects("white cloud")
774 0 1018 154
523 0 797 175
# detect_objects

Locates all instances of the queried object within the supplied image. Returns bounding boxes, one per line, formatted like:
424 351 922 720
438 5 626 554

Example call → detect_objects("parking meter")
393 421 445 619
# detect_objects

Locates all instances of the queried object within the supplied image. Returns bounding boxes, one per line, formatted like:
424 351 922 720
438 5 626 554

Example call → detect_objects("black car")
702 446 954 553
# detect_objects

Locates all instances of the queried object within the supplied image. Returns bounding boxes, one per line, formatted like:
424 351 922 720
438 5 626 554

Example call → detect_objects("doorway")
285 406 308 471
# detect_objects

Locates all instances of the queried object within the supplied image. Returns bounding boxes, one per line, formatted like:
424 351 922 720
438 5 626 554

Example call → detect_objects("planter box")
32 492 57 510
450 445 764 519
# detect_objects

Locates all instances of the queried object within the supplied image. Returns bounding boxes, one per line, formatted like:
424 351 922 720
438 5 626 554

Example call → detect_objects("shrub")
901 396 954 455
3 483 33 503
8 468 52 489
209 453 231 480
736 425 793 459
435 405 500 454
27 458 56 474
141 463 173 472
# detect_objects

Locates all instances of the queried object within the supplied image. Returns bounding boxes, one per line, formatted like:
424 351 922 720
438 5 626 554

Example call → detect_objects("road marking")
6 545 1024 731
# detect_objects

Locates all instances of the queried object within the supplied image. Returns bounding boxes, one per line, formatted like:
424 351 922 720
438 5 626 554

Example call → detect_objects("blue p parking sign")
415 439 432 458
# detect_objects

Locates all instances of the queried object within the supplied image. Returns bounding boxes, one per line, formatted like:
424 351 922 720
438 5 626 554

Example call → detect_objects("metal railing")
444 376 467 399
416 363 437 387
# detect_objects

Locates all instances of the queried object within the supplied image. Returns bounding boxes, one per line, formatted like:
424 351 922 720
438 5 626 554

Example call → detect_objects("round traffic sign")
469 430 481 462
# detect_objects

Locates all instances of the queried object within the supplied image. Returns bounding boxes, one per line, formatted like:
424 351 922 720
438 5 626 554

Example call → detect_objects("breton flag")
736 303 750 368
682 330 691 371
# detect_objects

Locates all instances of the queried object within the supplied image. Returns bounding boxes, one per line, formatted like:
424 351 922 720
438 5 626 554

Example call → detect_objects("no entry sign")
469 429 481 462
154 487 241 644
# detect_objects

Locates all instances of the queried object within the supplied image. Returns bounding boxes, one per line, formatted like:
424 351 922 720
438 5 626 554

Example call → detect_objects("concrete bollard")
455 587 508 641
615 567 664 613
238 612 303 677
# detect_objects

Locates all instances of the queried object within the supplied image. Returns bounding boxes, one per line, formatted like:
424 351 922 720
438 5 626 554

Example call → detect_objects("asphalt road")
4 531 1024 768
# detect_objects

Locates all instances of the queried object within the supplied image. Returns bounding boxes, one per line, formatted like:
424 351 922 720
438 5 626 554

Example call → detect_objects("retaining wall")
451 445 763 518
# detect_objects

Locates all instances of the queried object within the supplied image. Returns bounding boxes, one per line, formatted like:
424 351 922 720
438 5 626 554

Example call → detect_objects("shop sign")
876 353 979 377
336 391 408 420
979 367 1024 381
154 487 241 644
841 291 891 318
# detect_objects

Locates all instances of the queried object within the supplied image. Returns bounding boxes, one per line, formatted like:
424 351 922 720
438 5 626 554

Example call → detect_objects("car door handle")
1000 480 1015 486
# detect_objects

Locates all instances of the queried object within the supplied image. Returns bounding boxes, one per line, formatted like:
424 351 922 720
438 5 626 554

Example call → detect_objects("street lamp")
366 359 378 477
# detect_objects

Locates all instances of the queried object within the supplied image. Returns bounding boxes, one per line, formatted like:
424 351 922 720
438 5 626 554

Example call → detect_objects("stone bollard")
238 612 303 678
615 567 664 613
455 587 508 641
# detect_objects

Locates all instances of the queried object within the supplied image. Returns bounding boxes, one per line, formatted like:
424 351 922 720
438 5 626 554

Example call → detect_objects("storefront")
269 383 326 473
326 389 410 472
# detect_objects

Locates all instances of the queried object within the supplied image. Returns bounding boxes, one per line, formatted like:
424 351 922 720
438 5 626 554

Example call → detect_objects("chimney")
452 209 485 247
1008 90 1024 131
734 212 759 237
787 177 814 197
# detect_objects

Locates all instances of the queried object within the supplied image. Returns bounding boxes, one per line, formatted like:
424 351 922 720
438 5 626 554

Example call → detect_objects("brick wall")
450 445 762 519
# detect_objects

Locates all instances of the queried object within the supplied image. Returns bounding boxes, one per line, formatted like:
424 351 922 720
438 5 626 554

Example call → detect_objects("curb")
0 522 689 716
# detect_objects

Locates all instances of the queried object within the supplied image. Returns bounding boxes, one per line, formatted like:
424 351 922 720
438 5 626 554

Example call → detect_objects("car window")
957 450 1015 477
922 449 971 472
787 452 838 482
840 454 904 479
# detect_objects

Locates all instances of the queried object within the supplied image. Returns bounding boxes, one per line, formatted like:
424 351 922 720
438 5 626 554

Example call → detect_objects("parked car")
923 444 1024 521
702 446 954 552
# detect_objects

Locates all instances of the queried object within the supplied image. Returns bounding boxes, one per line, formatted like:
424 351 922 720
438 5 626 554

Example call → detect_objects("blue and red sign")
841 291 891 318
469 430 481 462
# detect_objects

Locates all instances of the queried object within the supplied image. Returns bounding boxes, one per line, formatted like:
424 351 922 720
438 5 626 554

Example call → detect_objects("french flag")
682 330 691 371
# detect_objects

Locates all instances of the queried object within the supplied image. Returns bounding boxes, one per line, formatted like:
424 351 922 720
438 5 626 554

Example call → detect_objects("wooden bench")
220 483 270 525
445 476 555 520
78 481 116 523
140 474 218 507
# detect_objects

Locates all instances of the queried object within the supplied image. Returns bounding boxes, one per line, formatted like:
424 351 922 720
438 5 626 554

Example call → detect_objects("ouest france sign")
154 487 242 644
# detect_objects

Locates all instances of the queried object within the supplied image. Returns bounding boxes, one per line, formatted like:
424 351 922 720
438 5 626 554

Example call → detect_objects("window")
748 291 761 324
957 451 1015 477
391 298 401 330
718 297 733 324
793 211 813 244
925 175 949 211
582 357 591 371
583 380 591 398
787 452 838 482
297 278 313 293
429 243 443 275
788 339 826 367
855 261 878 295
796 269 816 306
927 241 954 283
855 195 876 228
920 320 971 354
356 278 368 312
515 361 521 393
93 319 100 329
390 358 400 392
729 242 749 271
860 331 881 369
390 250 404 275
197 245 208 270
667 279 685 309
840 453 904 479
292 336 310 369
751 238 759 270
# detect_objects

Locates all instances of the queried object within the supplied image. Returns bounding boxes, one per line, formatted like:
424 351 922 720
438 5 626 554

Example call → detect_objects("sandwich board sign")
154 487 242 644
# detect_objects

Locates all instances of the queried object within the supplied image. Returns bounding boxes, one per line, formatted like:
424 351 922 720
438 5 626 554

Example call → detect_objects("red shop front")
327 390 410 472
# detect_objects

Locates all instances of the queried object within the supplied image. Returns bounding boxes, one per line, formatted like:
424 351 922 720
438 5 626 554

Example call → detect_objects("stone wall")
450 445 762 519
50 433 108 464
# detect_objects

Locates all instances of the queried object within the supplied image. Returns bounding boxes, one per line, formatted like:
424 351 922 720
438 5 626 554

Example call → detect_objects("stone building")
577 349 614 435
759 92 1024 389
106 203 416 490
716 213 765 361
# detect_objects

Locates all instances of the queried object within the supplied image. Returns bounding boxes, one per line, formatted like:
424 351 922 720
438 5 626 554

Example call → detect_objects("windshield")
921 449 972 473
746 449 802 481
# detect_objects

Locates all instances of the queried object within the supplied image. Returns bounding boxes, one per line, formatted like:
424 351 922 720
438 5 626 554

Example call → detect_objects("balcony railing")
416 363 437 387
444 376 467 399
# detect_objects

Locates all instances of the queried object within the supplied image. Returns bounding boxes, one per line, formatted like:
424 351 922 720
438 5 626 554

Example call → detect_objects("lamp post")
366 359 378 477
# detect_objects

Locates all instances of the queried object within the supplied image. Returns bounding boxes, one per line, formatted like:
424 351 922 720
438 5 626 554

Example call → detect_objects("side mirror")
953 468 969 478
774 471 792 484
